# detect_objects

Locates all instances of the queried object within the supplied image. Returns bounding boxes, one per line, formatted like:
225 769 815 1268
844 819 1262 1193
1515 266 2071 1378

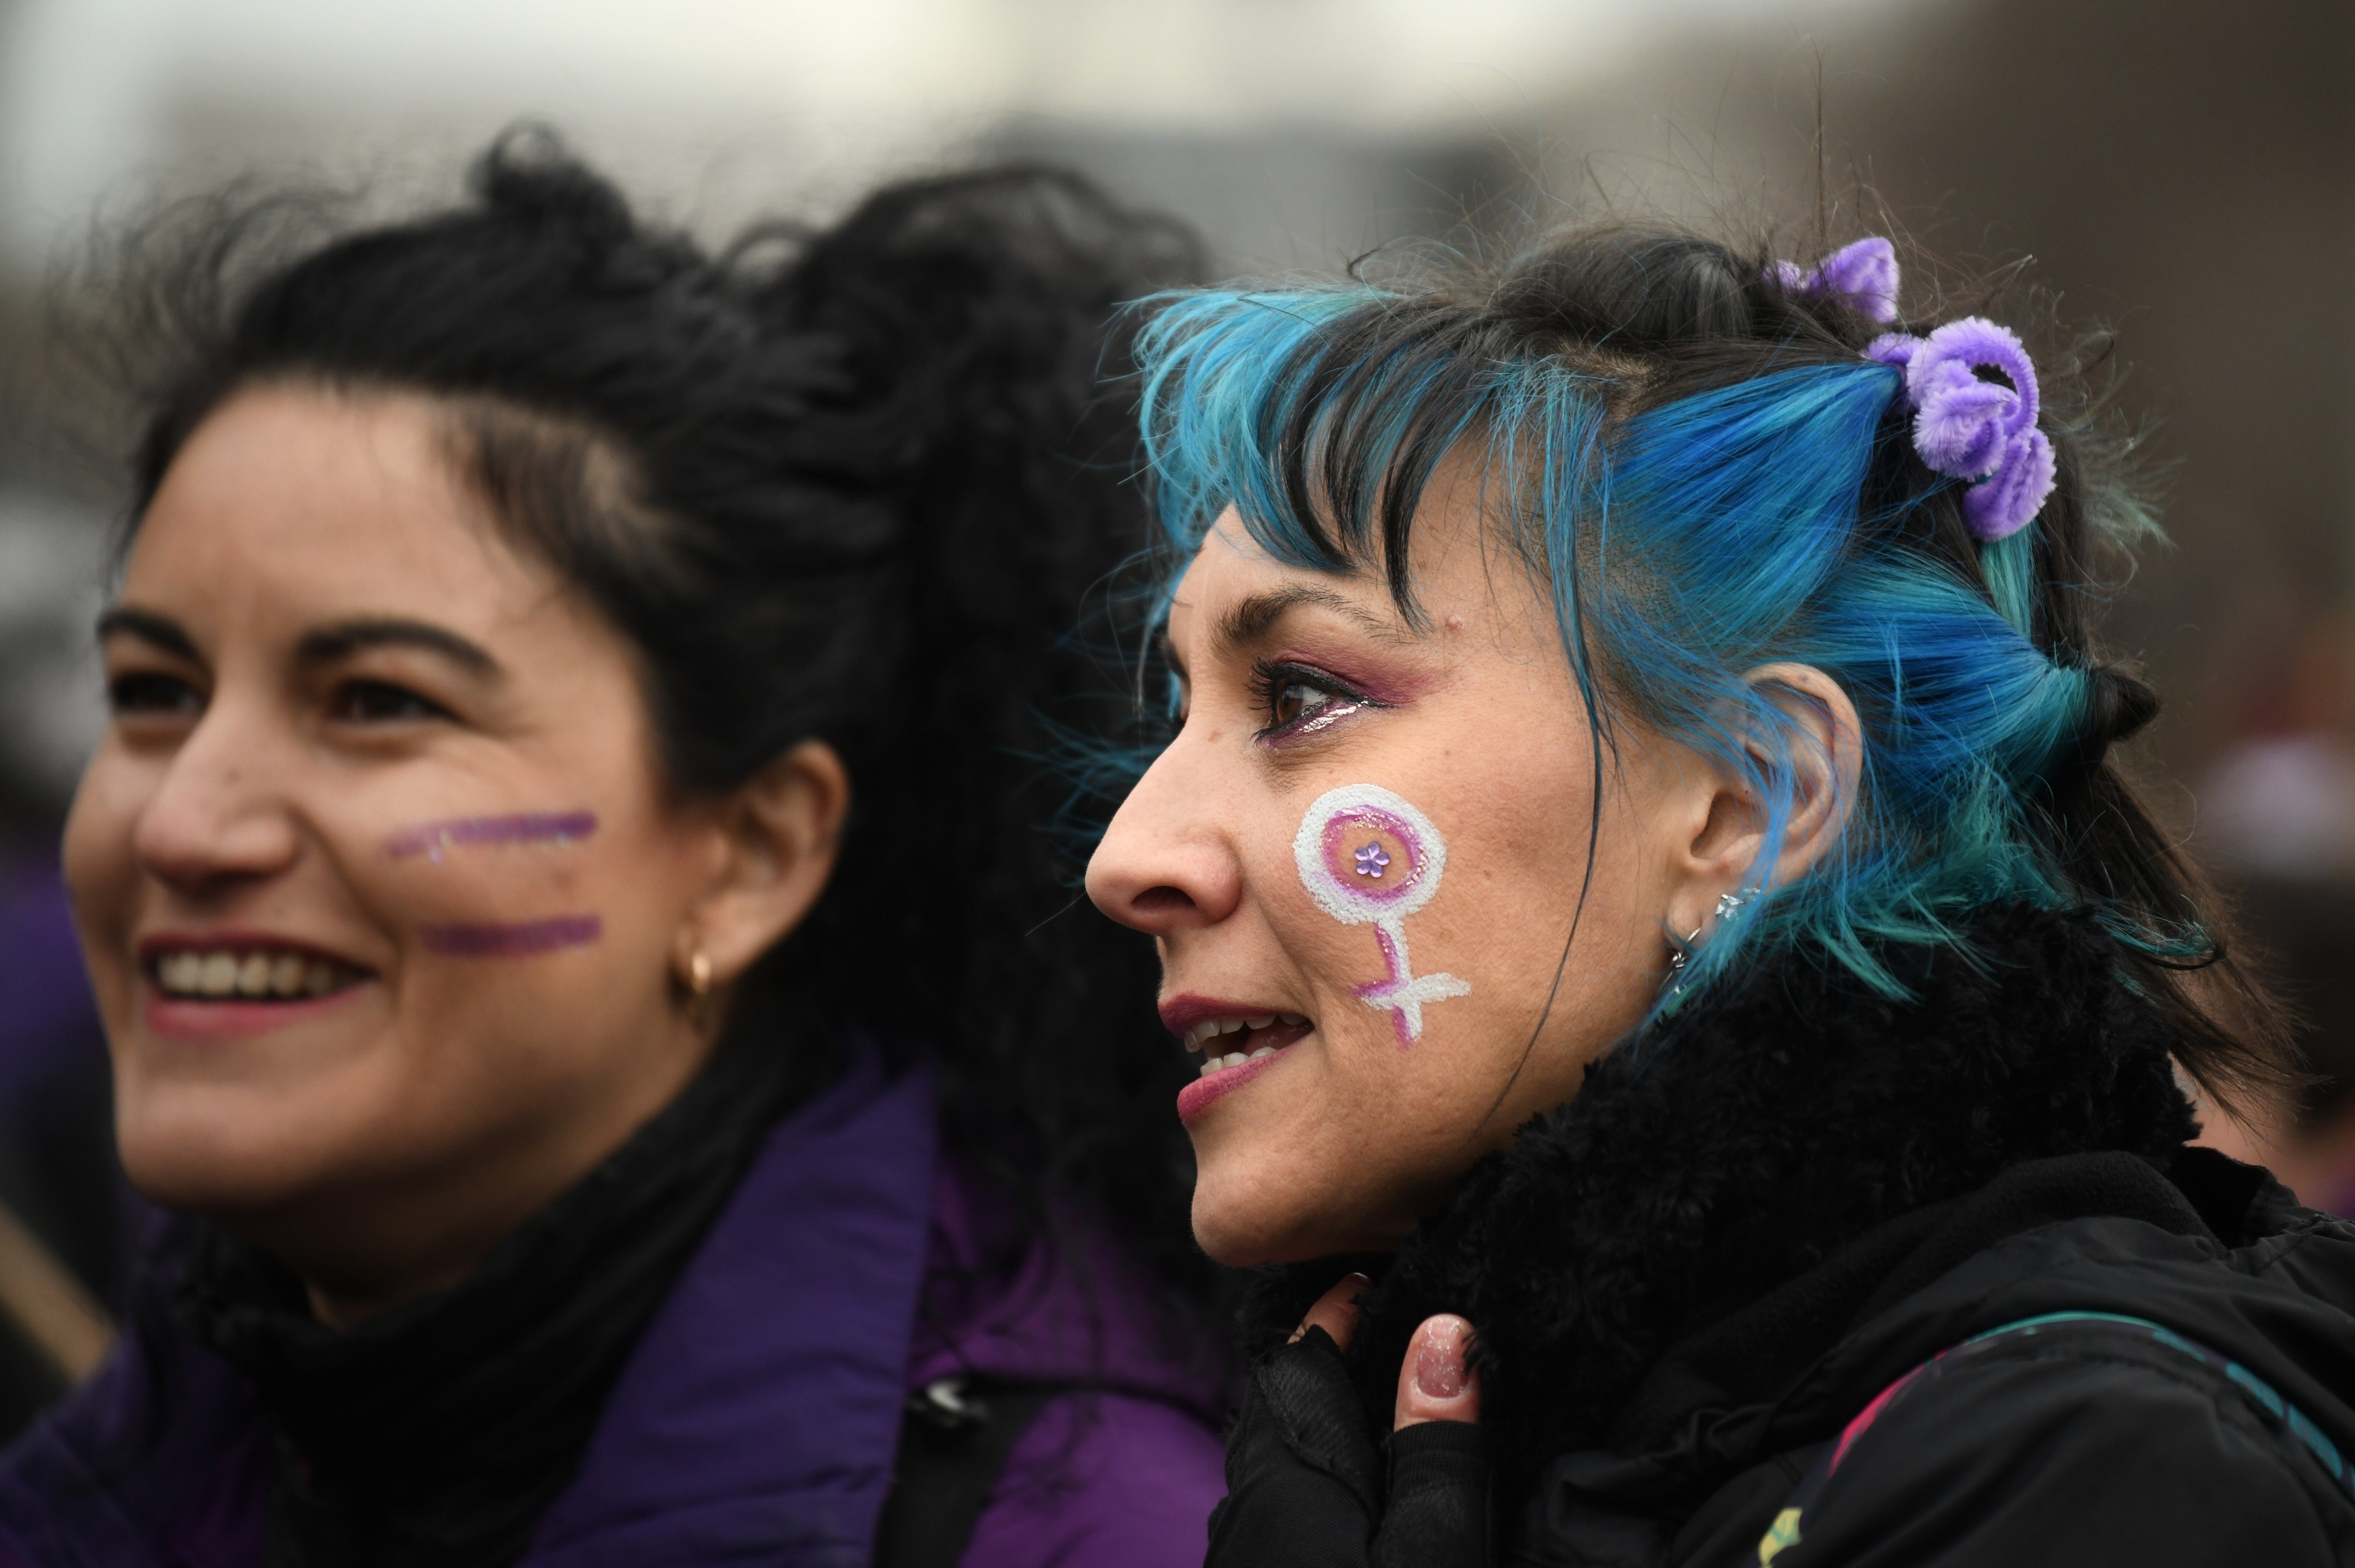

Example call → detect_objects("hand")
1204 1277 1493 1568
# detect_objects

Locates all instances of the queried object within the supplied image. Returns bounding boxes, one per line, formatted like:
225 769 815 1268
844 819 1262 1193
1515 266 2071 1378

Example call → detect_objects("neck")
170 1010 824 1568
227 1023 722 1328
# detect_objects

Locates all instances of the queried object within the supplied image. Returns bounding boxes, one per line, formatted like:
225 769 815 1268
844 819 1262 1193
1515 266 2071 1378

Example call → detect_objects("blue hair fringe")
1114 284 2186 1022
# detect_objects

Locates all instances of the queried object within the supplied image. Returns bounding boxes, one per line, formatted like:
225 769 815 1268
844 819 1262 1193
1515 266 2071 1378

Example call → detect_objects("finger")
1207 1312 1389 1565
1371 1422 1491 1568
1289 1271 1372 1351
1393 1314 1481 1430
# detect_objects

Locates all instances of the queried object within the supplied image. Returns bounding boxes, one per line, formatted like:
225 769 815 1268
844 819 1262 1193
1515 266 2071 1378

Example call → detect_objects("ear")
1666 662 1862 937
675 739 851 996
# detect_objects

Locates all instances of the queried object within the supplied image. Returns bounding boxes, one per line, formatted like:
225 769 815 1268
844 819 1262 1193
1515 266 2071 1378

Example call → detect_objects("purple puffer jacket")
0 1051 1227 1567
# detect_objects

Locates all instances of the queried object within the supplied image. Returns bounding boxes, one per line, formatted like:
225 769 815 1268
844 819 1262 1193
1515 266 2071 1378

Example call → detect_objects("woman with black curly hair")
0 135 1226 1567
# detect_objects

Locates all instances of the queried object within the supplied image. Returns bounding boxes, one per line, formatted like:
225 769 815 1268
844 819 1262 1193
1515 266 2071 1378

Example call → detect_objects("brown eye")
1250 659 1379 742
1271 677 1337 729
108 672 203 718
331 679 449 723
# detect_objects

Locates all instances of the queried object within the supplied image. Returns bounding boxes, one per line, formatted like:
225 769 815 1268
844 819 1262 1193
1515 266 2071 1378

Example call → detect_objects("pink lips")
1160 994 1312 1126
1177 1047 1290 1125
144 989 366 1041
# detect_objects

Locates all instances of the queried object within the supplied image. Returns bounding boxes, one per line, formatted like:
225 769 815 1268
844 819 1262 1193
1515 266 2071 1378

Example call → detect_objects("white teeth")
1197 1045 1283 1078
1183 1012 1310 1056
156 949 352 1001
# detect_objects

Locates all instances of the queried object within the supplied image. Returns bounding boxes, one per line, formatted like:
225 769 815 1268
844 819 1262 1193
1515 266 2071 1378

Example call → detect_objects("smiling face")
1087 494 1723 1265
63 383 805 1317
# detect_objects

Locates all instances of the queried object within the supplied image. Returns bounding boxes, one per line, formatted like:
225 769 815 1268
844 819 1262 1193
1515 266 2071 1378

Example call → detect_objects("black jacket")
1236 907 2355 1565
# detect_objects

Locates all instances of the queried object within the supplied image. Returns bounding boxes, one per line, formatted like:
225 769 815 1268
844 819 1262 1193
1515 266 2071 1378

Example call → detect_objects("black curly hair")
90 129 1218 1313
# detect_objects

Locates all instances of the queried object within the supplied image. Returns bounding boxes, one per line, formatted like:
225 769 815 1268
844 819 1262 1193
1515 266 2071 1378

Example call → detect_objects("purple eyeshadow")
418 914 603 957
384 811 597 862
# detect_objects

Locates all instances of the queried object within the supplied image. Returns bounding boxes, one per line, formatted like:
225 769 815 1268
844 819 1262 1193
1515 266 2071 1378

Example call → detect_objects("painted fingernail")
1415 1318 1469 1401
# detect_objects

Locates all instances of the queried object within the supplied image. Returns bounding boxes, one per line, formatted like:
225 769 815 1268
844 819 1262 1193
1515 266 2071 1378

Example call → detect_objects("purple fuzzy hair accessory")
1769 236 1900 323
1869 317 2057 542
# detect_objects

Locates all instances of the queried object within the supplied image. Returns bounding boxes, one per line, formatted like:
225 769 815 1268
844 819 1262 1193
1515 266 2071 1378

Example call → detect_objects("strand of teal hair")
1979 526 2040 636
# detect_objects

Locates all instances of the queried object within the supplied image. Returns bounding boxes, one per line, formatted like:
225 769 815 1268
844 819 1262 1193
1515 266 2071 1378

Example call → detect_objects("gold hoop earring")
686 948 713 997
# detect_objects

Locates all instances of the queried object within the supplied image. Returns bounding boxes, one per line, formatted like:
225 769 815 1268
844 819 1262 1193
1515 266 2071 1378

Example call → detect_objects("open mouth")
1179 1012 1314 1077
146 943 370 1002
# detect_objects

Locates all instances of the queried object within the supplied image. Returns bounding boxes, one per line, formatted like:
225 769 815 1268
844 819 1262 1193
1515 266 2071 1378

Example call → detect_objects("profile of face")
64 383 846 1320
1086 482 1856 1265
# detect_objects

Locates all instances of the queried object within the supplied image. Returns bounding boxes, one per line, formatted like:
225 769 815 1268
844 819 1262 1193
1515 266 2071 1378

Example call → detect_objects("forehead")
1166 485 1525 651
128 384 552 634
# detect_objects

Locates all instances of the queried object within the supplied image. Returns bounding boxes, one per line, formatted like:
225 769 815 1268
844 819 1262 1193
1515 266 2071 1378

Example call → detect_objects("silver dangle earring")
1662 923 1704 997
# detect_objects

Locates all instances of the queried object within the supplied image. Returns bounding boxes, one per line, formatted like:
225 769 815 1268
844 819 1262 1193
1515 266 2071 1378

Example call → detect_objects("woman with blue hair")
1086 228 2355 1563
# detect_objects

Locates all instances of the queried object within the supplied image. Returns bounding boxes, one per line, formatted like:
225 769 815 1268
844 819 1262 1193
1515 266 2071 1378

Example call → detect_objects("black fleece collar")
1244 904 2200 1504
175 1010 833 1568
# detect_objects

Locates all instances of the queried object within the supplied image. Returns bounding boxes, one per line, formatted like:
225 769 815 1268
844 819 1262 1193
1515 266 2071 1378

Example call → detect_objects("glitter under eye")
1250 659 1382 743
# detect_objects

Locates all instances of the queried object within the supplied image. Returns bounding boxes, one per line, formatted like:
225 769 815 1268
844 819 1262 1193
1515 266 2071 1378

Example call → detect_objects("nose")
132 700 302 896
1085 741 1243 935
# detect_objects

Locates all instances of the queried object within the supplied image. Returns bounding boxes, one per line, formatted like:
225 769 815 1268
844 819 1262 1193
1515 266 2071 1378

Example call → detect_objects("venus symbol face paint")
1293 783 1470 1046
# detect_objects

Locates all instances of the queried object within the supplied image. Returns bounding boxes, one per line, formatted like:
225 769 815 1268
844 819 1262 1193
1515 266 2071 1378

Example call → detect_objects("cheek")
123 822 692 1209
1223 776 1651 1243
60 746 148 1000
375 809 603 938
1426 791 1663 1116
367 801 710 1063
370 825 655 1032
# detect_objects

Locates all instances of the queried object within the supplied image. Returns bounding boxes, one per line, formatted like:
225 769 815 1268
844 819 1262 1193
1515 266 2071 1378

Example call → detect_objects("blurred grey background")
0 0 2345 839
0 0 2347 1416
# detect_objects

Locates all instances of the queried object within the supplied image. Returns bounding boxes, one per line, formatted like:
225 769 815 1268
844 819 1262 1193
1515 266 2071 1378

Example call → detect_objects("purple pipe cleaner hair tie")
1868 317 2056 542
1769 236 1900 324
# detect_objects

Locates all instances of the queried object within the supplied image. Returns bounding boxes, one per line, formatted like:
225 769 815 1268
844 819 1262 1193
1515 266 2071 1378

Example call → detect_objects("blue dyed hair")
1129 225 2285 1104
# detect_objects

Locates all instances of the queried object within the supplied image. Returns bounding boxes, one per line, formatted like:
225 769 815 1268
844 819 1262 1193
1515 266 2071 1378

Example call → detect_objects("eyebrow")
99 606 503 678
1210 584 1405 664
294 618 502 676
95 606 202 662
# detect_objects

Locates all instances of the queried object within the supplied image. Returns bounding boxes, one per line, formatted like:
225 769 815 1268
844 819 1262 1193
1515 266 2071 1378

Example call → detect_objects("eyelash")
1247 659 1382 742
330 679 452 724
102 667 453 731
107 671 203 719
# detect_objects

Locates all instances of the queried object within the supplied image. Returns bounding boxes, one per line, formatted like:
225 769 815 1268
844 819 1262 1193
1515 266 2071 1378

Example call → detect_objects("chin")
1191 1180 1363 1268
116 1093 334 1219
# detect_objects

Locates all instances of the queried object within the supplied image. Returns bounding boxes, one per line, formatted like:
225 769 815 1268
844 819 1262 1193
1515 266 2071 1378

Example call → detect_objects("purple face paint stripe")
419 914 603 957
384 811 598 861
